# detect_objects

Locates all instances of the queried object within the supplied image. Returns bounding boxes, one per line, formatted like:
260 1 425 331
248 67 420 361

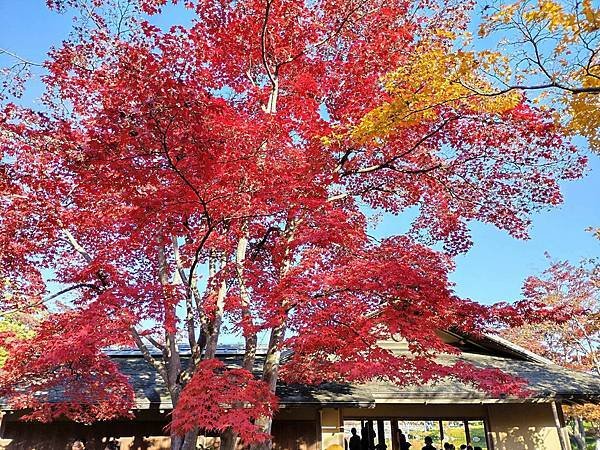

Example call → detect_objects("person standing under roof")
422 436 436 450
349 428 362 450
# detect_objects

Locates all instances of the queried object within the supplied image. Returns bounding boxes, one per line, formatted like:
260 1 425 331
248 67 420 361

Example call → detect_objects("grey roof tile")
111 348 600 410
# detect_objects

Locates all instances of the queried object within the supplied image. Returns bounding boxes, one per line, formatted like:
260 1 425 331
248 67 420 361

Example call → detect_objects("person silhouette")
399 429 411 450
422 436 436 450
361 424 376 450
349 428 361 450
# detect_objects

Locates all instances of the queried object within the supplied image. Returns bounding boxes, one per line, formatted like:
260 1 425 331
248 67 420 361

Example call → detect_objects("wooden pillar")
377 420 385 447
484 406 495 450
551 402 570 450
321 408 344 450
390 420 399 450
366 420 374 450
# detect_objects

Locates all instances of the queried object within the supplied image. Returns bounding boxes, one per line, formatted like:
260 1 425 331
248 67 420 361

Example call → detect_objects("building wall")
0 418 170 450
0 403 566 450
320 402 566 450
0 408 318 450
486 403 566 450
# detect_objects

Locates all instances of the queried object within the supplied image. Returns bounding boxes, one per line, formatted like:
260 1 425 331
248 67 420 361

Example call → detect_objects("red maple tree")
502 256 600 449
0 0 587 449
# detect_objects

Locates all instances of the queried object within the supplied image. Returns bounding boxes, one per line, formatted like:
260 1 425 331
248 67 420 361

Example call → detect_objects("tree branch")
130 326 168 380
0 283 101 317
0 48 43 67
342 117 458 176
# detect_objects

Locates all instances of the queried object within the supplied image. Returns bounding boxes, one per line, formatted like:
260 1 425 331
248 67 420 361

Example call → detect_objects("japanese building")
2 331 599 450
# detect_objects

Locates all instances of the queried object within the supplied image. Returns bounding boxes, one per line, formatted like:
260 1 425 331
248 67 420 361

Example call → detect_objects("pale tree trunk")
577 416 586 442
569 416 586 450
211 234 255 450
232 53 283 450
204 250 227 360
248 220 296 450
249 321 287 450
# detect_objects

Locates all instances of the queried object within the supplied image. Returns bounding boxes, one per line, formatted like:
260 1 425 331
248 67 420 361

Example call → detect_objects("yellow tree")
478 0 600 150
0 279 36 367
0 315 33 367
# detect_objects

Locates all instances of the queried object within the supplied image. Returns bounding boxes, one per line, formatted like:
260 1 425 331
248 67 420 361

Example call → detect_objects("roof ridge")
482 333 557 366
103 343 271 357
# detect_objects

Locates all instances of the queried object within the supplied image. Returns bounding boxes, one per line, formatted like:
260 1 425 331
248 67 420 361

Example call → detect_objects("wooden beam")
377 420 385 447
551 402 570 450
390 420 399 450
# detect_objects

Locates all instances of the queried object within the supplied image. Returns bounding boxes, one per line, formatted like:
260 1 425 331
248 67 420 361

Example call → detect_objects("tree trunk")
169 384 199 449
570 432 585 450
577 416 586 441
250 436 272 450
570 416 586 450
171 428 200 450
248 322 286 450
249 418 274 450
221 428 239 450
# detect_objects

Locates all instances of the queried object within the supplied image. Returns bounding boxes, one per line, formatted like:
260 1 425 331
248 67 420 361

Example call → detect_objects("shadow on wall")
120 436 171 449
1 436 171 450
0 417 171 450
492 427 548 450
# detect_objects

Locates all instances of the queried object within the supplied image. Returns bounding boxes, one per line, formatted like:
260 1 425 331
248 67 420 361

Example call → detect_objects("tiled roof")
111 347 600 410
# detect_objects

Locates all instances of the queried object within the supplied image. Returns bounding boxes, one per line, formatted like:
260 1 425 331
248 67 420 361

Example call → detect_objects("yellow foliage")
567 68 600 149
564 403 600 423
581 0 600 32
0 315 33 367
351 44 520 142
522 0 576 30
480 0 600 151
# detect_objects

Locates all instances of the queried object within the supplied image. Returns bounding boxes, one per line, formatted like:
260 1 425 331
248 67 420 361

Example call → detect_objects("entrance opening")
344 420 394 450
343 418 488 450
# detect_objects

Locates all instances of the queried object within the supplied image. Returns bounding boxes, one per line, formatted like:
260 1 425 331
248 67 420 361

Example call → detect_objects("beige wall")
320 408 344 450
336 402 566 450
486 403 565 450
0 409 318 450
1 403 567 450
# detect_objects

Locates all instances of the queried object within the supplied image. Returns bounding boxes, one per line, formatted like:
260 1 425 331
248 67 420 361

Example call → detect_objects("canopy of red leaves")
170 359 278 443
0 0 587 439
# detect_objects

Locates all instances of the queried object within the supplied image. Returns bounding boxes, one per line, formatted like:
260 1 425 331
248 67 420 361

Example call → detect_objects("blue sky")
1 0 598 307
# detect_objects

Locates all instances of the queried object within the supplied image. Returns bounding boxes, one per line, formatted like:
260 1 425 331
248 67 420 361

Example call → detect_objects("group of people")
443 443 483 450
406 433 483 450
347 427 482 450
348 425 382 450
74 428 480 450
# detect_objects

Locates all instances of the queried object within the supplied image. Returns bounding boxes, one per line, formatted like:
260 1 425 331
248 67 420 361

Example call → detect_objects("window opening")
343 418 488 450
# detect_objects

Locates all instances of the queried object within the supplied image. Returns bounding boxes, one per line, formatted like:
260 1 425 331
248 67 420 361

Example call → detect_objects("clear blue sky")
2 1 598 306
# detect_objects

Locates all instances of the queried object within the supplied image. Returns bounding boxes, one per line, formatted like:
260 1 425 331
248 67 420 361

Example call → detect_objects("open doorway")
343 418 488 450
343 420 393 450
